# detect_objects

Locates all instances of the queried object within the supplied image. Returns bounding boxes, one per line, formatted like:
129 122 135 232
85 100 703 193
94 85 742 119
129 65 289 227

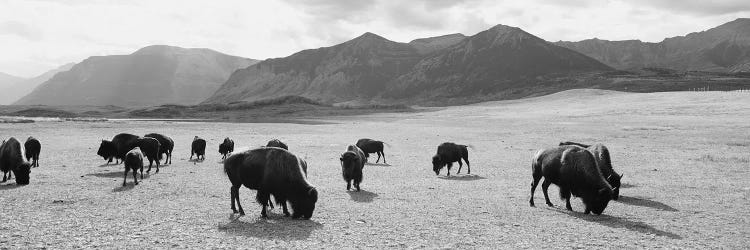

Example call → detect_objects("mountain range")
0 63 75 105
9 18 750 108
15 46 257 107
556 18 750 72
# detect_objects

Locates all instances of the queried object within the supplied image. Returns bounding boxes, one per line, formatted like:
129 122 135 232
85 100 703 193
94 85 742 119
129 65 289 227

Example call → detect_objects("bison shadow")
438 174 486 181
616 196 678 212
554 209 682 239
620 183 638 188
188 158 205 163
218 215 323 240
112 184 136 192
0 183 24 190
364 162 391 167
86 171 153 180
348 190 378 203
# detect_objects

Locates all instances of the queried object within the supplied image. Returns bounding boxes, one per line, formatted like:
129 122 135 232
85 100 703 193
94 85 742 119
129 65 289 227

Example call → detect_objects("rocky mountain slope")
15 46 257 106
205 25 610 104
556 18 750 72
0 63 75 105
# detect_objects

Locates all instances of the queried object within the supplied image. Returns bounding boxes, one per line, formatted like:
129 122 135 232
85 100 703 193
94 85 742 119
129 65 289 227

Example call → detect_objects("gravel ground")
0 89 748 249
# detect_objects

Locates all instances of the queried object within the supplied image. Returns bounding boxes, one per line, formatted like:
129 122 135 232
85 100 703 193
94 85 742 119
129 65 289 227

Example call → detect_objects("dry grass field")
0 89 748 248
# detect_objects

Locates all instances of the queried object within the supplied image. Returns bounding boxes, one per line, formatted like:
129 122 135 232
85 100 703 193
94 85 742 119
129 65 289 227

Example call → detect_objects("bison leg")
1 172 6 182
380 151 386 164
541 179 554 207
133 168 139 185
584 208 591 214
123 168 129 186
565 199 572 211
530 176 541 207
346 179 351 190
446 162 453 176
257 191 271 218
155 158 160 173
464 157 470 174
375 152 381 163
355 181 361 191
146 159 153 172
140 165 144 179
457 160 463 174
230 186 239 214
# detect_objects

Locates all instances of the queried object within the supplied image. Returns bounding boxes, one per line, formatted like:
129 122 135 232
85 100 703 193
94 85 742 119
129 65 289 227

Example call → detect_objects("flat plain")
0 89 748 248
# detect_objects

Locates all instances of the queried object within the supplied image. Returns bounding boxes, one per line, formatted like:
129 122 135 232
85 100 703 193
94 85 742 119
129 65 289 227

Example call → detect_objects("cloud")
626 0 750 15
0 21 42 41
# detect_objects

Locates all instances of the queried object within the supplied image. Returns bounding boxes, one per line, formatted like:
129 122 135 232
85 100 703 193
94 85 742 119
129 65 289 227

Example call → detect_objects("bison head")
14 162 31 185
607 173 623 200
292 186 318 220
585 187 614 215
432 155 445 175
97 140 115 160
340 152 361 172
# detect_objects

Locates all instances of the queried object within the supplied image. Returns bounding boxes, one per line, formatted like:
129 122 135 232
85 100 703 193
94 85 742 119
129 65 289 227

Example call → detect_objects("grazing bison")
0 138 31 184
219 137 235 160
266 139 288 150
144 133 174 164
123 148 144 186
191 136 207 161
432 142 471 176
559 141 623 200
530 146 615 215
356 138 387 164
224 147 318 219
136 137 161 173
97 140 119 164
340 145 365 191
24 137 41 168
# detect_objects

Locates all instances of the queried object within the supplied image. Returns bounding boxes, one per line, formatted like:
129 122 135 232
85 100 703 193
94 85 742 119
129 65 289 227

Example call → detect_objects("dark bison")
219 137 235 160
97 140 118 164
144 133 174 165
266 139 288 150
356 138 387 164
432 142 471 176
224 147 317 219
97 133 140 164
24 137 41 168
559 141 623 200
530 145 615 215
136 137 161 173
0 138 31 184
340 145 365 191
123 148 144 186
191 136 207 161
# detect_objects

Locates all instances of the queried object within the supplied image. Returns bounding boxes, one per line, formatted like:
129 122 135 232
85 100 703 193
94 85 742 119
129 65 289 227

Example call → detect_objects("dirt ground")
0 89 748 248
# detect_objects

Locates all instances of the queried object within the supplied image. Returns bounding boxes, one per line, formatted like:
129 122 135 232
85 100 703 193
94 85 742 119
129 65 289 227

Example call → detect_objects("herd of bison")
0 132 623 220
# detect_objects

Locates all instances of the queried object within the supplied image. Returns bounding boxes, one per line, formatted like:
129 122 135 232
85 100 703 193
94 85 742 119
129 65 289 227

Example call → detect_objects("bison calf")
24 137 41 168
191 136 207 161
224 147 318 219
266 139 288 150
137 137 161 173
123 148 144 186
219 137 235 160
432 142 471 176
144 133 174 165
340 145 365 191
356 138 386 164
530 146 615 215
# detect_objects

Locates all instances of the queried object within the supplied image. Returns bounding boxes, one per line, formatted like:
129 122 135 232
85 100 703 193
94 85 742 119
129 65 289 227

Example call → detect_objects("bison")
24 137 41 168
432 142 471 176
266 139 288 150
224 147 317 219
530 145 616 215
219 137 235 160
340 145 365 191
123 148 144 186
191 136 207 161
0 138 31 185
356 138 387 164
136 137 161 173
97 133 140 164
144 133 174 165
97 140 118 164
559 141 623 200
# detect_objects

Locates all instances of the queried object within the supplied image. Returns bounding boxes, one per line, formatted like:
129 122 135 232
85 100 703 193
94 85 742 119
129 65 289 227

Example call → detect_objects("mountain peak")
133 45 189 55
354 32 388 41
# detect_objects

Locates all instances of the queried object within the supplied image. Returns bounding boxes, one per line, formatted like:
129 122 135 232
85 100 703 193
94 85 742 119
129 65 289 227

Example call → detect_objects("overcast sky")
1 0 748 77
